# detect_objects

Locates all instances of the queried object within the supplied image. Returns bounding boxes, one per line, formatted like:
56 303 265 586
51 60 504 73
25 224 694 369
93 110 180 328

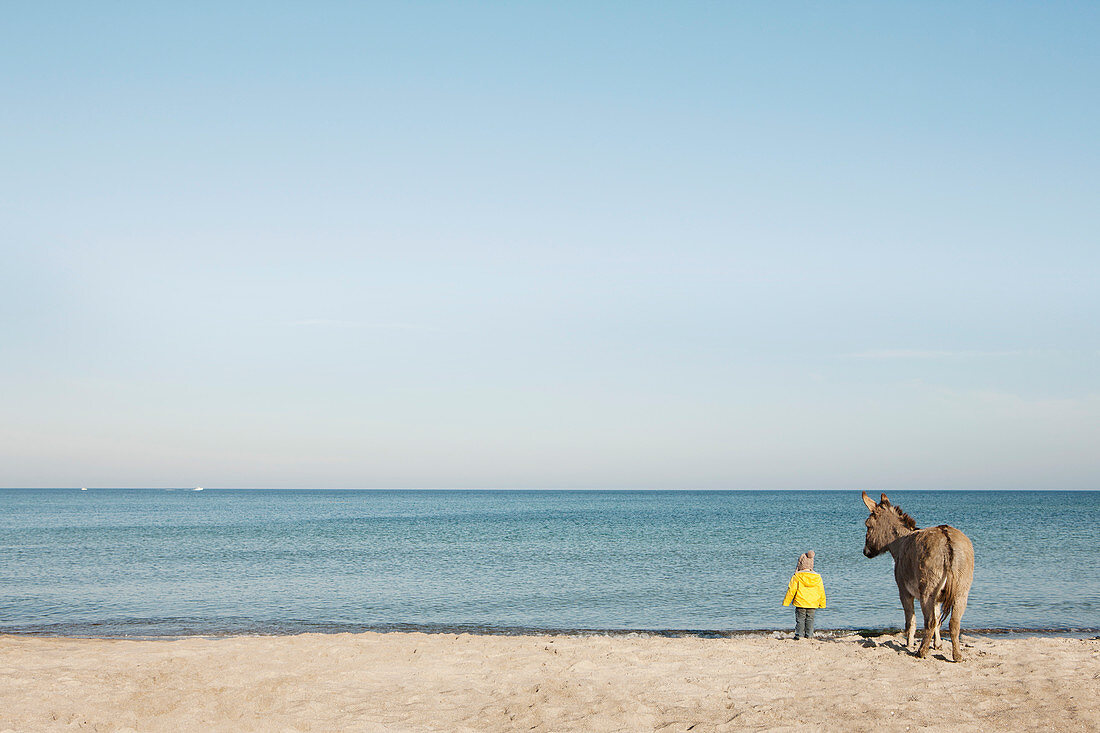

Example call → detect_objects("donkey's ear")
880 492 890 505
862 491 877 512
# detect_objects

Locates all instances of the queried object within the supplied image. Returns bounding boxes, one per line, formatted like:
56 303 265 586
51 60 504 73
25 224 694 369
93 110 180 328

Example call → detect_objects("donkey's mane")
889 504 919 531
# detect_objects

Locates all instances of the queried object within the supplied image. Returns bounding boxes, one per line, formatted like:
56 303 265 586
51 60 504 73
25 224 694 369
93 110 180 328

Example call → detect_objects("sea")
1 489 1096 638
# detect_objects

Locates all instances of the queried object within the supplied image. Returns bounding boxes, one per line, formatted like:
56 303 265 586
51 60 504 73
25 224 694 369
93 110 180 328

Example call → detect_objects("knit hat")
796 550 815 572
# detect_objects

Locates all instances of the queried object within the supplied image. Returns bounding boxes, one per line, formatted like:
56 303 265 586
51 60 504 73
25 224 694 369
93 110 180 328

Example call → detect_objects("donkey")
861 491 974 662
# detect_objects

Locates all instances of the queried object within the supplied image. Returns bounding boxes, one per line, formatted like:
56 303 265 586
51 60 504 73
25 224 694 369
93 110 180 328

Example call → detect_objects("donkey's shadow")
879 639 951 661
880 639 910 654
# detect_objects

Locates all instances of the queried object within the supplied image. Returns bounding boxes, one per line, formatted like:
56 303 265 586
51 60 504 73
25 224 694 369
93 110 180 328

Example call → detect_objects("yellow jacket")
783 571 826 609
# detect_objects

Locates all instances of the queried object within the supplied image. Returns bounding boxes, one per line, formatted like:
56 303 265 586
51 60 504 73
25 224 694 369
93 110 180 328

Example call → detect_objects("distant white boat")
80 487 87 491
193 486 204 491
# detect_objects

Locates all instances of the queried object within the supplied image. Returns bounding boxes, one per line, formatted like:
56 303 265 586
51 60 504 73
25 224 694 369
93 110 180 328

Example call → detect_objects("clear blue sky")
2 3 1097 488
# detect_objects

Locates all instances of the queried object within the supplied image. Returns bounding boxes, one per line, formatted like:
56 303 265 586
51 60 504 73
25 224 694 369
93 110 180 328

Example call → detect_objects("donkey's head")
861 491 918 558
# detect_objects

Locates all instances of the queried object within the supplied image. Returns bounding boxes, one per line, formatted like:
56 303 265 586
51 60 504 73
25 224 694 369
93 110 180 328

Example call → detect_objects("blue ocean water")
0 490 1096 637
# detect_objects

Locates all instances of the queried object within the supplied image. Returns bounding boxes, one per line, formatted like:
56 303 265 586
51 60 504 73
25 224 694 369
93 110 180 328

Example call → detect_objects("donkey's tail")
938 535 960 620
941 569 958 618
941 529 974 643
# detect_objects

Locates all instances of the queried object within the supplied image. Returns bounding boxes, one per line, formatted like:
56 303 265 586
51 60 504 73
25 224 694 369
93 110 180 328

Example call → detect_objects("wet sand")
1 632 1097 731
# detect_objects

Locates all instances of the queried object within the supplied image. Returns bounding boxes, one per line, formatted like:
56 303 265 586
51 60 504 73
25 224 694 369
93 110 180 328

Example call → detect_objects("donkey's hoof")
916 648 929 659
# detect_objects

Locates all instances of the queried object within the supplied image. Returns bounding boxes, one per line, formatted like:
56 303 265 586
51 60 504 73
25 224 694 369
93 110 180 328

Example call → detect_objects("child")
782 550 827 639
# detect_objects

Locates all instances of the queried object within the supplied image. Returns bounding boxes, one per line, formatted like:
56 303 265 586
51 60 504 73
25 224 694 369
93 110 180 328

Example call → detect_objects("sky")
2 2 1098 489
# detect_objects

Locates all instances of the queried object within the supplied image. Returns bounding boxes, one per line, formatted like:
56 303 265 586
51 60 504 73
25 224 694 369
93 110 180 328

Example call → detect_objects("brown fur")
861 491 975 662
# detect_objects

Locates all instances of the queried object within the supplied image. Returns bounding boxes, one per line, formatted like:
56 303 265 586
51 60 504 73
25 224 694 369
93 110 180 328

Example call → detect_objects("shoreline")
1 631 1096 731
2 623 1097 641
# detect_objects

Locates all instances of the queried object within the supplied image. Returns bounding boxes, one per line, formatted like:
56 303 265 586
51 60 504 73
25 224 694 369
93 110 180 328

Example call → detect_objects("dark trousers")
794 607 816 639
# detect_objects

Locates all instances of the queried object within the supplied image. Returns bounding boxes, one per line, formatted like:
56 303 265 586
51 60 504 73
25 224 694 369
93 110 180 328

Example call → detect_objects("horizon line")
2 487 1097 492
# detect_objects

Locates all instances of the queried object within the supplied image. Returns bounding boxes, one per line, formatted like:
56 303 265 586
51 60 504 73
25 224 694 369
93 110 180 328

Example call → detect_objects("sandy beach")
1 632 1097 732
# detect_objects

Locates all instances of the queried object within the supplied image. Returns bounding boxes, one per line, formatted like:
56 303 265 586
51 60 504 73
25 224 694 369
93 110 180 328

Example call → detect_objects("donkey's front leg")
932 604 942 650
900 592 916 649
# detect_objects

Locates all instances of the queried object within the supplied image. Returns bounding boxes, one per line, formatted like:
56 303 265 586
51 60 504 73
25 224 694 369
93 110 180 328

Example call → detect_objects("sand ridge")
0 632 1097 732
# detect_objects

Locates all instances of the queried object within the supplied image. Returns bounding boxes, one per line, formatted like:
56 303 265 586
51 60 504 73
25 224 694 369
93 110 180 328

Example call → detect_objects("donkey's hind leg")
900 592 916 649
916 603 935 658
932 603 942 650
949 592 969 662
918 575 949 658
